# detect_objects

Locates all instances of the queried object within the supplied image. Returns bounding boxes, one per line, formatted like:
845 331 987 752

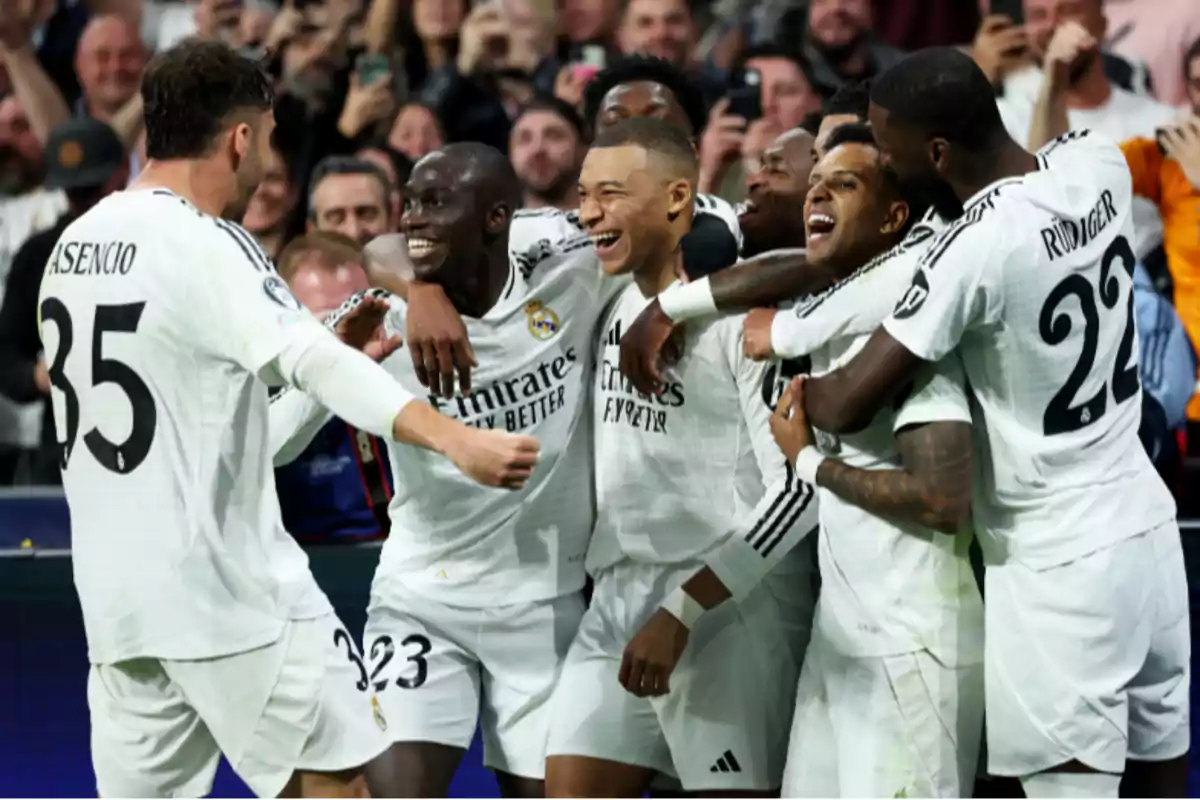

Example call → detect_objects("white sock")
1020 770 1121 798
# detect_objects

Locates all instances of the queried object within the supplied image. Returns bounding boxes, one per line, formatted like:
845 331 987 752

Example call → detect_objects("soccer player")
385 55 746 397
739 126 817 257
543 116 818 798
272 141 628 797
759 124 985 797
794 49 1189 799
38 40 538 799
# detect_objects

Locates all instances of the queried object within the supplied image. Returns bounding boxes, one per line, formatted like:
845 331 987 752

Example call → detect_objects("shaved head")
438 142 522 215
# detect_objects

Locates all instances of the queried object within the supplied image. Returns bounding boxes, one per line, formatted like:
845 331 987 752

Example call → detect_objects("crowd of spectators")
1 0 1200 532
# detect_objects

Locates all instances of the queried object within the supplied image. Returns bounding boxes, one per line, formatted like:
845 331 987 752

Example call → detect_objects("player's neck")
633 245 684 298
951 143 1040 205
441 248 511 318
1063 63 1112 109
131 160 231 219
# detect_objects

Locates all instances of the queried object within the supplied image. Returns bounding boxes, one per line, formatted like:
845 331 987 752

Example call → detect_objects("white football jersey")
588 282 817 588
39 188 332 664
369 211 625 608
883 130 1177 568
779 223 984 665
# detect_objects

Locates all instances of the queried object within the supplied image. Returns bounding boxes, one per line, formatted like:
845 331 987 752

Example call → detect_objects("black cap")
43 118 125 190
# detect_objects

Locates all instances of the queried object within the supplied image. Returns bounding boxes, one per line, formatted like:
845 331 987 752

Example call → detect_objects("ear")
665 178 693 223
928 137 949 172
230 121 253 168
880 199 910 236
485 202 511 236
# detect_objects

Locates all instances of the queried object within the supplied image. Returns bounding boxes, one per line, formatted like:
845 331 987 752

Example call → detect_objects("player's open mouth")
807 212 836 241
738 199 758 220
407 237 442 258
591 231 623 256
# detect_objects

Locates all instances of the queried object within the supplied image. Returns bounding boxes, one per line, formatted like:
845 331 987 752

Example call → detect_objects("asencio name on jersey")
45 239 138 275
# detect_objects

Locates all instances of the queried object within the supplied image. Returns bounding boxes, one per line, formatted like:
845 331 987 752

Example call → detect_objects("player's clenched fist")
446 429 540 490
619 609 690 697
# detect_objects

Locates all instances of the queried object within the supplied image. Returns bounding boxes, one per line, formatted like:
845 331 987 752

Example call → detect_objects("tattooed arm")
815 420 972 534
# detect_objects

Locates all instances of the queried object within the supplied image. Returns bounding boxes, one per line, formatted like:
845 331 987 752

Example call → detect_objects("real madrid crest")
525 300 559 340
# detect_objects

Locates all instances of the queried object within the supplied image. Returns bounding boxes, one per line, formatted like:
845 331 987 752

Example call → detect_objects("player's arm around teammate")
772 369 973 534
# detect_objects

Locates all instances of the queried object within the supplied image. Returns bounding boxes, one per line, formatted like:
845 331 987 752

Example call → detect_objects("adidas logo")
709 749 742 773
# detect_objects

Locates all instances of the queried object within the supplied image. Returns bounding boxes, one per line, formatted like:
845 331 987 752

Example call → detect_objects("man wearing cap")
0 117 127 484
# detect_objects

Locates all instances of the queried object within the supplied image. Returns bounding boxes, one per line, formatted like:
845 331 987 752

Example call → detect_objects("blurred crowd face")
510 109 583 205
282 4 350 93
807 0 872 59
1023 0 1104 65
1187 51 1200 115
310 172 392 246
357 146 404 221
740 129 816 256
618 0 694 68
75 16 147 116
561 0 622 44
746 55 821 131
388 104 445 162
0 96 43 194
287 255 371 319
243 147 296 237
413 0 466 42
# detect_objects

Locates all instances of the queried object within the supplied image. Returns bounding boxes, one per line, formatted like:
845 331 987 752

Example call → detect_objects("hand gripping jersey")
883 130 1178 568
39 188 333 664
776 214 985 665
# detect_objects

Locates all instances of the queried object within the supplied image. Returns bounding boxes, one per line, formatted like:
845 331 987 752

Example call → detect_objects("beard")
0 149 44 195
811 28 867 67
521 167 575 206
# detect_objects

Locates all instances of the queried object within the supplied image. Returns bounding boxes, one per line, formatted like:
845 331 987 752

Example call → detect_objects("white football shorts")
363 585 584 779
782 634 984 797
546 560 807 792
984 521 1191 776
89 613 390 798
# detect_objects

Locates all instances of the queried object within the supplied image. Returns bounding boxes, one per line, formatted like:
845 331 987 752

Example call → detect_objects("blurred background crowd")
1 0 1199 535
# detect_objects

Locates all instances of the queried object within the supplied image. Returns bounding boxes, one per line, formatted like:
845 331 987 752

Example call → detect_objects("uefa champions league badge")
262 275 304 311
371 695 387 731
525 300 560 340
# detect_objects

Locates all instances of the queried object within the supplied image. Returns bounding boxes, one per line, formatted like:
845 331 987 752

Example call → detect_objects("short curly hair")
582 54 708 138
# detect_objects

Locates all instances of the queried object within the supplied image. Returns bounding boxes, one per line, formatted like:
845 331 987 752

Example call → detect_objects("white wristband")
657 277 716 322
793 445 826 485
659 586 706 630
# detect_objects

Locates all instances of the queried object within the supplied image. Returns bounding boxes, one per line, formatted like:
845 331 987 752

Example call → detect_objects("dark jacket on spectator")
0 214 70 485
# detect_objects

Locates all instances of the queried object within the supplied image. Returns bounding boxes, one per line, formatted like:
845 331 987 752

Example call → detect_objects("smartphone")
356 53 390 86
727 68 762 122
570 44 607 84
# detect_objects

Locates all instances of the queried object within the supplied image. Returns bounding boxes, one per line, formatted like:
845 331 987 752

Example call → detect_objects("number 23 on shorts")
337 629 433 692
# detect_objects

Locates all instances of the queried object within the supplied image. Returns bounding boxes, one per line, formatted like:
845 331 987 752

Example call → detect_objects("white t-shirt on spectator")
996 80 1181 258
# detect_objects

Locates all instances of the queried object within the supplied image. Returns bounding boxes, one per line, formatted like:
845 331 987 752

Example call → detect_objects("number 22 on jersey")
1039 235 1140 436
39 298 158 473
